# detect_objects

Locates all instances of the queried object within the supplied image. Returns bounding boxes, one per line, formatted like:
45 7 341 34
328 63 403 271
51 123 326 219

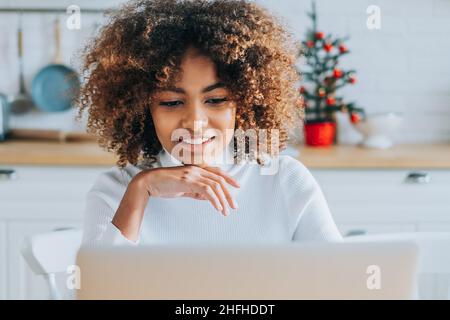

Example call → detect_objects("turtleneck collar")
158 142 237 172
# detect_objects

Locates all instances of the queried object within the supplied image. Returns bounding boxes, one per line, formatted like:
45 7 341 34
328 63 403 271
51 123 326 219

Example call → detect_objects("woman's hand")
112 164 241 242
136 165 240 216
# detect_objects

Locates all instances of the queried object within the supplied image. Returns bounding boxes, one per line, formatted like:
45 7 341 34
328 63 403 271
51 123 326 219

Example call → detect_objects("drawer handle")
404 171 431 184
52 227 76 232
0 169 18 181
345 229 367 237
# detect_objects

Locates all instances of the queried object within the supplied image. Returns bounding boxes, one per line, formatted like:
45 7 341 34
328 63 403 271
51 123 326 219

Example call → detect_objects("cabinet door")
311 169 450 223
0 166 109 220
8 220 81 300
0 222 6 299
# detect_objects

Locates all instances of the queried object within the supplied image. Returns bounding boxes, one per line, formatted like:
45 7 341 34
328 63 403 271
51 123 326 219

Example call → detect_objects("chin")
183 149 223 166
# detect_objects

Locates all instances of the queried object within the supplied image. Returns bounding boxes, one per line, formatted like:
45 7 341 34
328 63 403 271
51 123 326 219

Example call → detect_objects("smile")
179 136 215 148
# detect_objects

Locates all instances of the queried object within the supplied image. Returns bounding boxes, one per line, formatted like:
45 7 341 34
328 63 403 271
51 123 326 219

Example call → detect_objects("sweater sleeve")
291 185 343 242
81 192 140 247
80 167 141 247
279 156 343 242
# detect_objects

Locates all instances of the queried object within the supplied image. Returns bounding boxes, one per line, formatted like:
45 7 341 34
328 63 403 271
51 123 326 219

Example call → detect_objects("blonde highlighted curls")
76 0 304 168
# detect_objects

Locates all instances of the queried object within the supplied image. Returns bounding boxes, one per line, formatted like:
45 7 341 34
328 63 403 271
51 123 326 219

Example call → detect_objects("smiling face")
150 47 237 166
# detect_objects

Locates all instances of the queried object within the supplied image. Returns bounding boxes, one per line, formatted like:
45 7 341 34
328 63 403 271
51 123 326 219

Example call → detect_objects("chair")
344 232 450 299
21 228 83 300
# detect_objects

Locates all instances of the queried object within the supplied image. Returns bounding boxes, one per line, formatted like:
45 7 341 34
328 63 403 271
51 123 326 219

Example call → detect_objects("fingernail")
218 204 223 211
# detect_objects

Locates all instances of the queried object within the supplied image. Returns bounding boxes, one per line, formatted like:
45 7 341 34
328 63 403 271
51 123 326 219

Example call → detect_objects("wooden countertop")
0 139 449 169
297 143 450 169
0 140 116 166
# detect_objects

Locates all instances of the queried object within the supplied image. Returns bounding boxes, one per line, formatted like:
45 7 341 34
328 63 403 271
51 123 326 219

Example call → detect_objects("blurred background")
0 0 449 142
0 0 449 300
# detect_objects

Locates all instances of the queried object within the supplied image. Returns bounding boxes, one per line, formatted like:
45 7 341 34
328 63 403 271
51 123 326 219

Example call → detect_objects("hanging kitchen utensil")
31 17 80 112
8 13 35 114
0 93 10 141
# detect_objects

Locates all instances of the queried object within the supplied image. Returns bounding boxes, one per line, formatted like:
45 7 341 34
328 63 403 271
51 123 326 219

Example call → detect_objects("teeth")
184 138 205 145
180 136 214 145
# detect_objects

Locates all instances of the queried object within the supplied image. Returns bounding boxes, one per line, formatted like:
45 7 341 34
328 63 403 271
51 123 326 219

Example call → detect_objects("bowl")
354 112 403 149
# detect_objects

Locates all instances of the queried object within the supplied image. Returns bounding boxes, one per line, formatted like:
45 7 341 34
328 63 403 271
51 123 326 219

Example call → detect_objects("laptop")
75 241 418 299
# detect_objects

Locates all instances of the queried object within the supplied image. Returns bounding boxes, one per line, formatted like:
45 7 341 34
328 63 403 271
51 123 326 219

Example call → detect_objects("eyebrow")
162 82 226 94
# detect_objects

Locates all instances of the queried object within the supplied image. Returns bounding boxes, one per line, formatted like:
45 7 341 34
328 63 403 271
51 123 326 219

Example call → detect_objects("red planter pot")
304 121 336 147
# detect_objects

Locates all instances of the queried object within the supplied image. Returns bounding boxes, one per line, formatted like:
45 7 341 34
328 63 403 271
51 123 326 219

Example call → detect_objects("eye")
159 100 183 107
205 97 228 105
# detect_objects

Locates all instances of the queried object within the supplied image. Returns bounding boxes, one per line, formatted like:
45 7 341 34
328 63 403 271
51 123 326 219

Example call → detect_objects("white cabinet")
0 165 109 299
310 169 450 234
0 166 108 220
0 222 6 299
0 165 449 299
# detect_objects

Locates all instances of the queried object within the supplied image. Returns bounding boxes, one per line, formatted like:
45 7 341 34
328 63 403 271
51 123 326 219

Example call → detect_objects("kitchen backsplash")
0 0 449 143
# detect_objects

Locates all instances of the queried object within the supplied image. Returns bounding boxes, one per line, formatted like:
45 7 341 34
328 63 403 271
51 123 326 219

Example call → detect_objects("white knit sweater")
81 146 343 247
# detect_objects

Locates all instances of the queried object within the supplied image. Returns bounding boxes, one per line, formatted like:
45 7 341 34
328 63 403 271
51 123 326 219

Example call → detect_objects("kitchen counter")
0 140 116 166
0 139 449 168
297 143 450 169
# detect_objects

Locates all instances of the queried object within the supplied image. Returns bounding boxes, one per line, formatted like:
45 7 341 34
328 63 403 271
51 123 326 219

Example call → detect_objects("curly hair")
77 0 303 169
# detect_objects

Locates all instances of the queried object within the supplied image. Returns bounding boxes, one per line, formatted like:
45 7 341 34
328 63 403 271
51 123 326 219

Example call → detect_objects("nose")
181 101 209 136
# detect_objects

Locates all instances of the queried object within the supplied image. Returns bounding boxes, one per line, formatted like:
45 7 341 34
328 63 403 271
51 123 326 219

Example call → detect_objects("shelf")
0 7 106 14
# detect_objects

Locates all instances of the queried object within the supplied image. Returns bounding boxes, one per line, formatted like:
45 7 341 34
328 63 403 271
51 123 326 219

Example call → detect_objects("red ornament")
315 32 325 40
306 40 314 48
318 88 326 97
339 45 347 53
326 96 336 105
299 86 306 94
323 43 333 52
348 76 356 84
350 113 360 123
333 68 343 78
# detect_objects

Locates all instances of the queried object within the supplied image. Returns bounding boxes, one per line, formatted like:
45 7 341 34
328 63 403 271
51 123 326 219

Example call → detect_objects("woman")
78 0 342 246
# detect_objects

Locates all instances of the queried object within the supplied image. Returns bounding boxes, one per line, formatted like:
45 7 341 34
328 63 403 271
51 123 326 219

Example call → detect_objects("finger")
200 170 238 210
192 182 224 213
197 177 229 216
200 166 240 188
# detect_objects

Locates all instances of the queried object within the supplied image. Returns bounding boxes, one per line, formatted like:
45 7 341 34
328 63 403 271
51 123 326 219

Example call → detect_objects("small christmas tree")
299 1 365 126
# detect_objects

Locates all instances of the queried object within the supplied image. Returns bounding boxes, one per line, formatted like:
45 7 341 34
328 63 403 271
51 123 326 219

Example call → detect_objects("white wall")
258 0 450 143
0 0 449 143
